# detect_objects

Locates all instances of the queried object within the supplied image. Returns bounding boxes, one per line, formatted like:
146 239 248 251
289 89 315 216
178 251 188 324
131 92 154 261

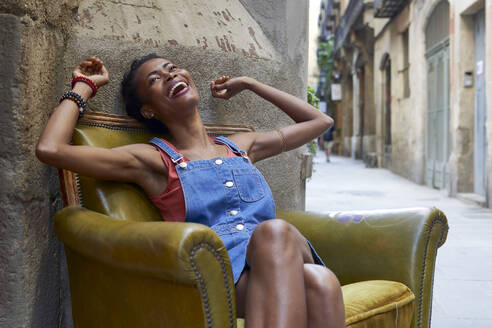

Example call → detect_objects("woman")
36 56 345 328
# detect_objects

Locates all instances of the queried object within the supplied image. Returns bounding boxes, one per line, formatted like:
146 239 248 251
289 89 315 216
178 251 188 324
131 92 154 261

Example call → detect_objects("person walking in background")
323 125 335 162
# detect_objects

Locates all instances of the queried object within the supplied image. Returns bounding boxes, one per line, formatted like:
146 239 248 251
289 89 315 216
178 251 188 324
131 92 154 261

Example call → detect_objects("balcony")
320 0 335 38
334 0 364 51
374 0 410 18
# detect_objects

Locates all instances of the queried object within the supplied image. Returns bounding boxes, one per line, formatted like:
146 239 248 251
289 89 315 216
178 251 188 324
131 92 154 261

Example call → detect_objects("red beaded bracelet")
71 76 98 98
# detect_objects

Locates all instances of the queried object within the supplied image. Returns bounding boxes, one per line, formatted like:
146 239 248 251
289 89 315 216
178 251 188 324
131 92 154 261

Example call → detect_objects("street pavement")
305 152 492 328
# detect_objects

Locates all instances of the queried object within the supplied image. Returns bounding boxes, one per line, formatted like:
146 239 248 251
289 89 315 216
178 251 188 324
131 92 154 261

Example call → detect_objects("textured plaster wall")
66 0 309 210
447 0 483 195
0 0 309 326
390 5 425 185
373 4 427 184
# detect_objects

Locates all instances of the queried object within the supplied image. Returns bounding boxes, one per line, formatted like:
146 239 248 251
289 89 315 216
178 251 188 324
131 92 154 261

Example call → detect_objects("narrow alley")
306 152 492 327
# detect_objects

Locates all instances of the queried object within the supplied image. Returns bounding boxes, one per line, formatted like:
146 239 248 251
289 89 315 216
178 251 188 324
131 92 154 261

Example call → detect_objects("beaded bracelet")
60 90 88 117
71 76 98 98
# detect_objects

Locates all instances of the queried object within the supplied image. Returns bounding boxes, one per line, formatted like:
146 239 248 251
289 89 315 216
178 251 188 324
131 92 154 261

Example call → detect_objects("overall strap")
149 137 184 163
214 136 248 157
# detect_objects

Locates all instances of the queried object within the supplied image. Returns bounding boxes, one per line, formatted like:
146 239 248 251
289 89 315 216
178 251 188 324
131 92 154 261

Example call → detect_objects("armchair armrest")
55 206 236 328
278 207 448 328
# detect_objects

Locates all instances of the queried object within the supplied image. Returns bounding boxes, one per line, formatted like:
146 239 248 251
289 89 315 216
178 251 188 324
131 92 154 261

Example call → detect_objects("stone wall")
373 3 432 185
448 0 486 196
0 0 309 326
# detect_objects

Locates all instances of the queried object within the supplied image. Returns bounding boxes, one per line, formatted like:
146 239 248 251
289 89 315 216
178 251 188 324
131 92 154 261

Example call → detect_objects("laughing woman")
36 55 345 328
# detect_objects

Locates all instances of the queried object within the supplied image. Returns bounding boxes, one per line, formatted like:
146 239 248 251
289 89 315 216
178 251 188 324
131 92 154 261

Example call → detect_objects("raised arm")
210 76 333 162
36 57 154 183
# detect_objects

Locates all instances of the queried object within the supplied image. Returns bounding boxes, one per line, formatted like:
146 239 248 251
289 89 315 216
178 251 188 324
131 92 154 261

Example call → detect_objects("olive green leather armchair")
55 113 448 328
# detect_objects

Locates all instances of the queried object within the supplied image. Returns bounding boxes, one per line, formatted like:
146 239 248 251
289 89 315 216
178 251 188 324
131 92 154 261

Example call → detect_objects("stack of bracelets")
59 76 98 117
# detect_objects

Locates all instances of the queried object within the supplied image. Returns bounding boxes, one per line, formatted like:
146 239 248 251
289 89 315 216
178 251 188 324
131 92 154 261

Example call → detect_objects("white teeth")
169 82 187 98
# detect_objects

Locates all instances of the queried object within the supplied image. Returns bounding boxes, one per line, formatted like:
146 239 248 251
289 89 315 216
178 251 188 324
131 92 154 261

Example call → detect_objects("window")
401 28 410 98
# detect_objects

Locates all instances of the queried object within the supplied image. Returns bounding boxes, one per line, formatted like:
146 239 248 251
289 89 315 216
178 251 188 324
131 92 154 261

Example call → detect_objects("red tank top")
149 138 238 222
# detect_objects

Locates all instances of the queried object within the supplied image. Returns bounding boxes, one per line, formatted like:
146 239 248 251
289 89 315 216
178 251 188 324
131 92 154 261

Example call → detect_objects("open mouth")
168 81 189 98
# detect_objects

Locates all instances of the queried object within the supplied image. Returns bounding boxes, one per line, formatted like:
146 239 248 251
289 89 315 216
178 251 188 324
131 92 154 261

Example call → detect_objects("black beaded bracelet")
59 90 87 116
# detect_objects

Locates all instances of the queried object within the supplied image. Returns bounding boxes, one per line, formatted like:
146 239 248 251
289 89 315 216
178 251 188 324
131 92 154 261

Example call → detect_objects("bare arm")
36 57 154 183
210 76 333 162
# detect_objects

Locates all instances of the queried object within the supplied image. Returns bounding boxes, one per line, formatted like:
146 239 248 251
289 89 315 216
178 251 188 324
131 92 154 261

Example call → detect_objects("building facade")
314 0 343 151
328 0 492 207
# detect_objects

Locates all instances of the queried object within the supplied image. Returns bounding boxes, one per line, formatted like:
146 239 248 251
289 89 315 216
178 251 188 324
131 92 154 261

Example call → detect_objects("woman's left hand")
210 76 252 99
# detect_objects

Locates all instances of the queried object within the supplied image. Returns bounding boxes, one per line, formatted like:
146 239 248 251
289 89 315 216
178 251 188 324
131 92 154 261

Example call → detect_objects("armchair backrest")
59 112 254 221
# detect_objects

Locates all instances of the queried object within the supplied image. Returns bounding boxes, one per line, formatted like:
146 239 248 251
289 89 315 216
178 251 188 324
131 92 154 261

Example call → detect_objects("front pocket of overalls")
233 168 265 202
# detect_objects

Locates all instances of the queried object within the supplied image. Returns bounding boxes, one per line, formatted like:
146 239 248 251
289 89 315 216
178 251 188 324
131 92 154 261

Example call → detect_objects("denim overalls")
150 136 276 283
150 136 325 284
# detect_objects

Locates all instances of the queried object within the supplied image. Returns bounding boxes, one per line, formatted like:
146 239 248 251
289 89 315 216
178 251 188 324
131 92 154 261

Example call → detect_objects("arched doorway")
379 53 392 168
425 0 450 189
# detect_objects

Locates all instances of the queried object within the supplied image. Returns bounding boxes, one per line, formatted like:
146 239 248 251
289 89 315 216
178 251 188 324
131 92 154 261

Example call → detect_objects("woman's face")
135 58 200 120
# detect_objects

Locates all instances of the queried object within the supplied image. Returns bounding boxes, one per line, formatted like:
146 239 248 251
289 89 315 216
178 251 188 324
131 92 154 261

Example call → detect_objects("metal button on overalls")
150 136 276 284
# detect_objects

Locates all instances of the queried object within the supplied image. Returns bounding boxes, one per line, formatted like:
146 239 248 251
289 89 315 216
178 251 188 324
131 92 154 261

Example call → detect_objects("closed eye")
150 76 159 85
169 65 177 72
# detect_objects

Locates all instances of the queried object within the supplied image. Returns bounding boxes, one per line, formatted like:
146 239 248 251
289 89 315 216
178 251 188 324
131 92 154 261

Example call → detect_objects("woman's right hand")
37 56 154 187
72 57 109 88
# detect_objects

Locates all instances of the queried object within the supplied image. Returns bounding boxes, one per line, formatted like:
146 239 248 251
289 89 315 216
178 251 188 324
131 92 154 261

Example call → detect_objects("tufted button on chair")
55 112 448 328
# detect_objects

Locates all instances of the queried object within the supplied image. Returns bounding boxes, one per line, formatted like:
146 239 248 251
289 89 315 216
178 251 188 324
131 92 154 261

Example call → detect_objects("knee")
248 219 298 258
304 265 343 304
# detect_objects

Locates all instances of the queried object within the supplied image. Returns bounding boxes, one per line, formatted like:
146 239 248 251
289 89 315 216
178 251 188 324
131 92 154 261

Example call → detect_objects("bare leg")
325 143 332 162
304 264 345 328
235 220 345 327
238 219 313 328
237 264 345 328
235 270 248 318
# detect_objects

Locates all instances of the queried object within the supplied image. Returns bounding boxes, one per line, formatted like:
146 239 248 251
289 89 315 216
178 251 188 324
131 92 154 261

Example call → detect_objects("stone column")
352 49 361 159
0 7 74 327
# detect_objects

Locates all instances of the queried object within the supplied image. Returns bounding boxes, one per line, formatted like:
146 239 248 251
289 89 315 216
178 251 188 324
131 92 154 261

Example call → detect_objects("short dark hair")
121 53 169 134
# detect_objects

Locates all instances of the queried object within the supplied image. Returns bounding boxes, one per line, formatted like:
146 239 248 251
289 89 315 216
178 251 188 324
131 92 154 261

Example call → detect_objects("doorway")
425 1 450 189
384 57 392 168
474 9 487 196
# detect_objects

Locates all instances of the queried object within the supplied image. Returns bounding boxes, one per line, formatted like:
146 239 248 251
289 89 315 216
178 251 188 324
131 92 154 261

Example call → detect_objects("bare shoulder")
227 132 255 152
228 130 283 163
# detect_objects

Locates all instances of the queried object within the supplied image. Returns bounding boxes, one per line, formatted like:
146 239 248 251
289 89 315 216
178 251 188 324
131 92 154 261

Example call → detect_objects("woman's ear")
140 104 154 119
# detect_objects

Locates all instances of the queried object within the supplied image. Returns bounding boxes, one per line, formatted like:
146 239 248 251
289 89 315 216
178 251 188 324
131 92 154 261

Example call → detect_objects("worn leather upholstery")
55 113 448 328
